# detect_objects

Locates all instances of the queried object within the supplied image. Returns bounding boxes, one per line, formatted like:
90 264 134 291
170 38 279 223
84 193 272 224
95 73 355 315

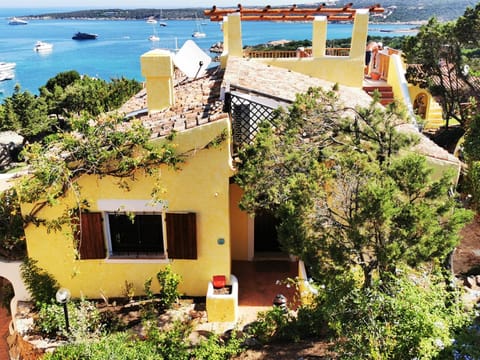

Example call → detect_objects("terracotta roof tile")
119 67 228 139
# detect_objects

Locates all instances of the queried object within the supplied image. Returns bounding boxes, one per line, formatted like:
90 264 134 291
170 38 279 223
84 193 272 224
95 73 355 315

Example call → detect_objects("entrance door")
254 211 281 254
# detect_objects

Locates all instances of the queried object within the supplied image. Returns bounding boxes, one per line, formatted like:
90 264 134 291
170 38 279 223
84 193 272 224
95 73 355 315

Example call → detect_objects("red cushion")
213 275 226 288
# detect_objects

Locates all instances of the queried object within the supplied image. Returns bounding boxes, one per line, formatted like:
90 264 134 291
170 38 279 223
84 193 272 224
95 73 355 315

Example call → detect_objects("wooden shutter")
75 212 106 260
166 213 197 259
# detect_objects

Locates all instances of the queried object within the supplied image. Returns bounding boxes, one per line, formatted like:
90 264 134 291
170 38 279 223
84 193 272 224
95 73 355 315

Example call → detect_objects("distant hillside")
23 0 479 23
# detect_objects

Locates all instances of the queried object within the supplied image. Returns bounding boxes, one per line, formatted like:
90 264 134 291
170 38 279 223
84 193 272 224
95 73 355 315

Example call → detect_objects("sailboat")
192 14 206 38
159 9 167 27
148 23 160 42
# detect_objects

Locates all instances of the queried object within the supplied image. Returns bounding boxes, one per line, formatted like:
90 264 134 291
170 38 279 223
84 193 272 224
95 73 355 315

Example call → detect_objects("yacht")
0 62 16 72
192 31 206 38
34 41 53 52
8 17 28 25
0 71 14 82
146 17 157 24
72 32 98 40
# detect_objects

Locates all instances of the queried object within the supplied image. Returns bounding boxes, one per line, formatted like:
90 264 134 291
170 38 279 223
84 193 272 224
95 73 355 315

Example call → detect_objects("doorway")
254 211 282 256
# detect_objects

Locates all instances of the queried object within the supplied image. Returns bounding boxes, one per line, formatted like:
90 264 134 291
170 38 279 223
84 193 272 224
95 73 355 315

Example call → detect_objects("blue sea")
0 7 415 98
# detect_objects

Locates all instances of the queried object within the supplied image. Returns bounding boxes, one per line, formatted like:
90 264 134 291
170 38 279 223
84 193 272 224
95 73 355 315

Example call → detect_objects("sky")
2 0 307 9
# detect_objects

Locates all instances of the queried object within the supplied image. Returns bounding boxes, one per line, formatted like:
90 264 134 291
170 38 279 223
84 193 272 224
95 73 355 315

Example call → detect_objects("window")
75 211 197 260
107 213 164 257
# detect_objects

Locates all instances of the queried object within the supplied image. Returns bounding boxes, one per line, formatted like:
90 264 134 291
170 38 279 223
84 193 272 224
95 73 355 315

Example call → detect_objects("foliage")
0 85 56 141
236 86 472 288
244 306 296 344
324 268 471 360
43 70 81 93
144 320 191 360
0 72 141 144
17 114 183 221
123 280 135 301
0 188 26 260
20 257 59 305
36 299 102 341
455 2 480 48
461 109 480 210
43 331 161 360
402 5 480 128
445 321 480 359
156 265 181 309
191 331 244 360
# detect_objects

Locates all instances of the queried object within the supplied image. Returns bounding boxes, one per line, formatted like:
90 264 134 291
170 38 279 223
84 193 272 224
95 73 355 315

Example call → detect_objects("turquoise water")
0 8 414 98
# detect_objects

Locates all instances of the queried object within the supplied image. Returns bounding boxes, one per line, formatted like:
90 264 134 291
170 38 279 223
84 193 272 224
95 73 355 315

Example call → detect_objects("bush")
327 269 471 360
20 257 59 305
36 299 102 341
156 265 181 309
0 189 26 260
244 306 296 344
192 332 244 360
43 332 159 360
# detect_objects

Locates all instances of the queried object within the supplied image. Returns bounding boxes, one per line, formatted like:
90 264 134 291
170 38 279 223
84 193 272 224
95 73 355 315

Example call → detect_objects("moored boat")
72 32 98 40
0 62 16 72
0 71 14 82
8 17 28 25
34 41 53 52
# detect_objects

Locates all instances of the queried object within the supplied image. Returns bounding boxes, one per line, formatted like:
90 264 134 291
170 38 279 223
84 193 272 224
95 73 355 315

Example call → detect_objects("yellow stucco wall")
21 119 235 299
141 49 175 112
229 183 249 261
222 9 370 88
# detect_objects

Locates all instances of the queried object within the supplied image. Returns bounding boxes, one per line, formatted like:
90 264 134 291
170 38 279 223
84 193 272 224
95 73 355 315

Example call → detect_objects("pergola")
204 3 384 22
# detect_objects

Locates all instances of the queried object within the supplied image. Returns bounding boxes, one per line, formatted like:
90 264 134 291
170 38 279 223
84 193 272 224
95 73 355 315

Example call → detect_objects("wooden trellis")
204 3 384 22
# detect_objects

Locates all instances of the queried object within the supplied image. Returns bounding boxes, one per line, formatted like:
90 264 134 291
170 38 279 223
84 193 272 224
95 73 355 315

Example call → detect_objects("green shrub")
144 320 190 360
0 189 26 260
192 332 244 360
244 306 295 344
43 332 159 360
20 257 59 305
328 269 471 360
156 265 181 309
36 299 102 340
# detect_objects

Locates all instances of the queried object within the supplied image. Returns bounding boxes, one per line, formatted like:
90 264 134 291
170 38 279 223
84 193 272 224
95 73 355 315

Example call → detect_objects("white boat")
8 17 28 25
148 22 160 42
146 17 157 24
192 14 206 38
192 31 206 38
0 71 14 82
34 41 53 52
0 62 16 72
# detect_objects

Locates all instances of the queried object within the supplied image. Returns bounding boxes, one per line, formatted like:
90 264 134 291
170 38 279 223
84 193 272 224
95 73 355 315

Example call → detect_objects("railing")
223 91 280 150
243 47 350 58
375 48 400 80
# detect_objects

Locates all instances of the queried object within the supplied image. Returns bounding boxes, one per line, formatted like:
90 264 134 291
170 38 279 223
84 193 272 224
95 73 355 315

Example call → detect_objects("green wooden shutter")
166 213 197 259
76 212 106 260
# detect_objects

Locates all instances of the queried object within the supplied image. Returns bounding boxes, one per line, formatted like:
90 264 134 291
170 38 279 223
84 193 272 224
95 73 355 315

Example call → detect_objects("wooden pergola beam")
204 3 384 21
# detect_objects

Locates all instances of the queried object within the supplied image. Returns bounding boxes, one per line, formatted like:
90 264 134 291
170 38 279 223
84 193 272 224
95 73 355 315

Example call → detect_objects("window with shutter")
107 213 165 257
166 213 197 259
75 212 106 260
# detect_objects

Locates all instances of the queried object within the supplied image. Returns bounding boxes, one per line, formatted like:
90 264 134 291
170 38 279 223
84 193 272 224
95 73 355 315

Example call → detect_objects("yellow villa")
1 4 461 326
